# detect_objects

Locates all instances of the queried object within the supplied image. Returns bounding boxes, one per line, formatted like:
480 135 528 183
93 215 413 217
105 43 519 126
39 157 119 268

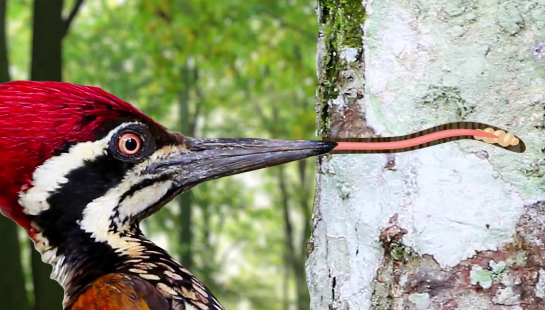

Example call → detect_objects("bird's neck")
31 225 178 308
32 222 224 310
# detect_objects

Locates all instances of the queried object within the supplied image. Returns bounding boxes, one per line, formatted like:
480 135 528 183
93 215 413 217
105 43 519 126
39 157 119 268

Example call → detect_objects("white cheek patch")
18 122 141 216
19 140 109 215
117 180 173 221
78 176 172 254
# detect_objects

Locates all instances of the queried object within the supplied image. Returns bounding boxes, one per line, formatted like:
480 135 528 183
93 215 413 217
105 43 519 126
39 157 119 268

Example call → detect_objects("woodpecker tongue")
149 138 337 188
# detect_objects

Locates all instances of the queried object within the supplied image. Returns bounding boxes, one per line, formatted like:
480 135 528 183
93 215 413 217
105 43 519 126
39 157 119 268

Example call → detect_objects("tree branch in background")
278 166 296 259
62 0 84 38
278 166 309 310
297 160 313 257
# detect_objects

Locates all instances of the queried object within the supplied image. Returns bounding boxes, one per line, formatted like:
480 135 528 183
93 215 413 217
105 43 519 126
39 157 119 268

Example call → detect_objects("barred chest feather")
115 232 224 310
34 228 224 310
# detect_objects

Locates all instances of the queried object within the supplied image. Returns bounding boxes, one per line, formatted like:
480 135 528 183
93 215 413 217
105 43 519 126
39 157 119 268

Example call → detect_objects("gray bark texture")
307 1 545 310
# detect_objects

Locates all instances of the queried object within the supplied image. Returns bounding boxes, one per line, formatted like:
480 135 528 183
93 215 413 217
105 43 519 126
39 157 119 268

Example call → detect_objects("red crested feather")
0 80 158 233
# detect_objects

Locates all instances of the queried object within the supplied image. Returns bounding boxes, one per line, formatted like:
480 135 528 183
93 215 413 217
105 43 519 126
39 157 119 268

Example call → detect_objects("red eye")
118 133 142 155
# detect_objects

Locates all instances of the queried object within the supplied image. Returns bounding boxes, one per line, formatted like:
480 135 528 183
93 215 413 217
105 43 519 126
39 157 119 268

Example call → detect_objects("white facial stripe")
117 180 173 221
78 175 173 253
18 122 143 216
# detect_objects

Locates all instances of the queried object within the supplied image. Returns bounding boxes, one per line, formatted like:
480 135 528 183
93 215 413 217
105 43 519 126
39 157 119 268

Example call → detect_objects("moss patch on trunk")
316 0 365 135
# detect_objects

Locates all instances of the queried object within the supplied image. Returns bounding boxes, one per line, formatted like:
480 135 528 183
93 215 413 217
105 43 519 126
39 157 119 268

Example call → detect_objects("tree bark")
30 1 67 309
307 1 545 310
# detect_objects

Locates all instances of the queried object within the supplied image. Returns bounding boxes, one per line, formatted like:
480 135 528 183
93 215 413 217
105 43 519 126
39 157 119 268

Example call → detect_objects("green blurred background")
0 1 321 309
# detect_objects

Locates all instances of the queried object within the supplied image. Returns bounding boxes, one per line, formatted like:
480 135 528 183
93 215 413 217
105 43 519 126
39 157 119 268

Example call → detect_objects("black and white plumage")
0 81 336 309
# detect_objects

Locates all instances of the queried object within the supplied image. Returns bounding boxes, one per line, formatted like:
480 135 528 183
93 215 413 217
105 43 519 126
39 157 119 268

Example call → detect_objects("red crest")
0 81 156 233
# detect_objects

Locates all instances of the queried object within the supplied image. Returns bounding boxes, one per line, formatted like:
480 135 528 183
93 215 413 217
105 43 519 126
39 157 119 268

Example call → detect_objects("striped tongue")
331 129 497 151
322 122 525 154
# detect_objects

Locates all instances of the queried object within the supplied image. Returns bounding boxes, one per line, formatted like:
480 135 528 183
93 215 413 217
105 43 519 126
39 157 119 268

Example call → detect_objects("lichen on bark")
371 201 545 310
309 0 545 310
316 0 366 137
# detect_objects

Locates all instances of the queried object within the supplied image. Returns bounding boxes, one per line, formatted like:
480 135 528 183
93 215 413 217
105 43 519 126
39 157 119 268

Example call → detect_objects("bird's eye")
118 133 142 155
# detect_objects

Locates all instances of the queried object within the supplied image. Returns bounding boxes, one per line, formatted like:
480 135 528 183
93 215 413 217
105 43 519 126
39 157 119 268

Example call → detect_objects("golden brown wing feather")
68 273 170 310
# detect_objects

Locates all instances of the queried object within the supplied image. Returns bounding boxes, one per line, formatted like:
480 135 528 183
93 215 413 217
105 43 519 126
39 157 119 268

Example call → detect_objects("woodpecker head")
0 80 334 251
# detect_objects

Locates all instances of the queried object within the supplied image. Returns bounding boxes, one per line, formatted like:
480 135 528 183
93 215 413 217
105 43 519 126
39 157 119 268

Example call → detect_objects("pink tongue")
332 129 497 151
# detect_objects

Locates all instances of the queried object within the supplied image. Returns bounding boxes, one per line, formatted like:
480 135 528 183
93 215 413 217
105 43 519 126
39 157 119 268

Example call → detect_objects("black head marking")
33 154 132 249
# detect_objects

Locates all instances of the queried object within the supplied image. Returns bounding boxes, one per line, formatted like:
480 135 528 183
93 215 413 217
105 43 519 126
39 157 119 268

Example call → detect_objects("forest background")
0 1 319 310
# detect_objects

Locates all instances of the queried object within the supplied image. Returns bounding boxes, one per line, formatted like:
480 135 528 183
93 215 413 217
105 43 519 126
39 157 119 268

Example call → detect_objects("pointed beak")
146 137 337 190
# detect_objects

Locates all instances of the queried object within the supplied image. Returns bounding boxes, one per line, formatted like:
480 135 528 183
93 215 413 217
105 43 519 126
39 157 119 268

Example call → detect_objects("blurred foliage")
5 0 320 309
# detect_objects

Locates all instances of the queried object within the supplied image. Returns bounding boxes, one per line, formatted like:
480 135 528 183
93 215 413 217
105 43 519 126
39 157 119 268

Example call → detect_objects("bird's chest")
68 273 171 310
67 254 224 310
67 272 203 310
118 256 222 310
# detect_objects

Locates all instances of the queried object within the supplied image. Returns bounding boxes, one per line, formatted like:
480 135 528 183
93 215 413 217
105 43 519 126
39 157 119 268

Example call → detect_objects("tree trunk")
30 0 63 81
30 1 65 309
177 63 199 270
277 166 310 310
0 0 9 84
0 219 30 310
0 216 31 310
178 191 193 269
0 1 31 308
307 1 545 310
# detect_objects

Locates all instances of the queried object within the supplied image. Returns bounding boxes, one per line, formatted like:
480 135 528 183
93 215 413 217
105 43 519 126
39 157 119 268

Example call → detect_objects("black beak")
148 137 337 190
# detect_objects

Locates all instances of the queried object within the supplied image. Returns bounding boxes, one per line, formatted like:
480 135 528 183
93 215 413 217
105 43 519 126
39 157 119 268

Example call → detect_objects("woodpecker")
0 81 336 310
